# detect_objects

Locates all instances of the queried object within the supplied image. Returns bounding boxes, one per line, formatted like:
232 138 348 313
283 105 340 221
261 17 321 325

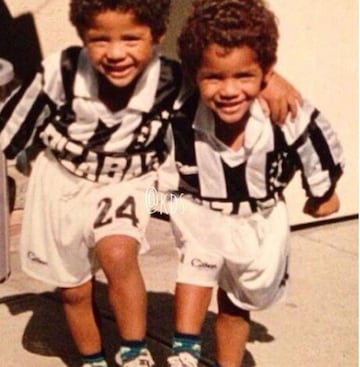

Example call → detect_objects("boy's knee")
97 235 140 276
97 234 138 258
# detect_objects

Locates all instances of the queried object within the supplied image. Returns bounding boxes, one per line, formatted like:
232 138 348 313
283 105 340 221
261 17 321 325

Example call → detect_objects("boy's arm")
259 71 303 124
0 70 53 160
303 191 340 218
281 100 344 218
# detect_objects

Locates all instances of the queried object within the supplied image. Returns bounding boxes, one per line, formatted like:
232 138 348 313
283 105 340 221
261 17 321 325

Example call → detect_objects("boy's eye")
122 35 141 42
206 76 221 81
92 38 108 43
235 72 256 79
199 73 222 81
86 34 109 43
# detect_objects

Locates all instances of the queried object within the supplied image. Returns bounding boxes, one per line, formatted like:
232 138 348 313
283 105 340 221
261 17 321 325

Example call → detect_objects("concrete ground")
0 206 357 367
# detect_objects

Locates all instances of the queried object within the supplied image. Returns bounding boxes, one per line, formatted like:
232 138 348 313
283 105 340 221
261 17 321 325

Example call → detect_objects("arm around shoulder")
258 71 303 124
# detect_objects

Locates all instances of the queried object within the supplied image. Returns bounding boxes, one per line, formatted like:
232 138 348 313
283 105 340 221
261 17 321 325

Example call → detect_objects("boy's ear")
155 33 166 44
260 65 275 90
264 65 275 84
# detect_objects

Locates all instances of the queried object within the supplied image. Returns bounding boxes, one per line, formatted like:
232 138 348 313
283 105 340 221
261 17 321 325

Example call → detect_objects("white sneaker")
167 352 199 367
82 361 108 367
115 348 155 367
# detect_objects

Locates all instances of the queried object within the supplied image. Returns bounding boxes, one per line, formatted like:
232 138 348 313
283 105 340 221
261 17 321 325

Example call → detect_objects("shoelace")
167 352 199 367
82 362 108 367
116 349 155 367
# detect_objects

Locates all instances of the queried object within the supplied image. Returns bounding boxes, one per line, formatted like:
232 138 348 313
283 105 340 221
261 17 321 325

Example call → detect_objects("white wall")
4 0 358 225
268 0 358 224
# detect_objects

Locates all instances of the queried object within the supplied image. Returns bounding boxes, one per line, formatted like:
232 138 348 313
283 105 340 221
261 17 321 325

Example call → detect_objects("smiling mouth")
104 64 133 77
217 102 243 113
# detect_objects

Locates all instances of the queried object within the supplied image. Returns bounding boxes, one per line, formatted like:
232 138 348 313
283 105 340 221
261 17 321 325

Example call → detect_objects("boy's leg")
175 283 213 335
96 234 153 366
61 280 106 363
96 234 146 340
167 283 212 366
169 198 224 365
215 288 250 367
81 351 108 367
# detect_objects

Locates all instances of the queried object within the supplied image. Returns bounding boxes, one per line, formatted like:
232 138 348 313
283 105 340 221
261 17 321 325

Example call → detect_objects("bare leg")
215 288 250 367
174 283 213 334
96 235 146 340
61 279 102 355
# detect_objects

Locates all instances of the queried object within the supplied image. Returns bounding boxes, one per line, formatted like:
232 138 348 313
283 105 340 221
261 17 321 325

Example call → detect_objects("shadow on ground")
0 282 275 367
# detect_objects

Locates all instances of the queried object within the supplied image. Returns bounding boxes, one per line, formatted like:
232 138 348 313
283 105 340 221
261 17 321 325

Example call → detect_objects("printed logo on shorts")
191 258 217 270
27 251 48 266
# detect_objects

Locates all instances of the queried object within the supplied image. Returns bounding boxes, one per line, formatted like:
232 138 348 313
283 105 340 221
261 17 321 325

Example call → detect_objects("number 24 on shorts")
94 196 139 229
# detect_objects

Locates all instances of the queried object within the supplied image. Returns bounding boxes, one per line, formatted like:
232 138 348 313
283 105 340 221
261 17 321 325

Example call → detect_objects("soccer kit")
159 92 344 310
0 47 182 287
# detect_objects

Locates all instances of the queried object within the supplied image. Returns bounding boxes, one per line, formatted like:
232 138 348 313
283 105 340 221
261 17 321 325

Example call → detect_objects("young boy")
0 1 301 366
0 1 180 366
160 1 345 366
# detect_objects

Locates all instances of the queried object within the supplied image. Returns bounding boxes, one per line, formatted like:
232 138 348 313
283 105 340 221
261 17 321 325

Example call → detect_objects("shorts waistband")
184 193 282 217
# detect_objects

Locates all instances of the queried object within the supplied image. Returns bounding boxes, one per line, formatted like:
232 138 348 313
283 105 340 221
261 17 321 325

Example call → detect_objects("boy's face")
196 44 272 125
82 10 159 89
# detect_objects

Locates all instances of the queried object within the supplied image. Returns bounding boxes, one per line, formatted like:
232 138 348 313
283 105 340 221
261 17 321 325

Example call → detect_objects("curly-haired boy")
1 1 176 366
161 1 344 366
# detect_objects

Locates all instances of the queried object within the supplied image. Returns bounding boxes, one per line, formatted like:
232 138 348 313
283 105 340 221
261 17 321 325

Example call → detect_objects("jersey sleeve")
281 100 344 199
0 52 61 159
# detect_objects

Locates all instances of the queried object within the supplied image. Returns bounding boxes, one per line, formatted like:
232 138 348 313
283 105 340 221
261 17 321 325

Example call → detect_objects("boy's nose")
106 42 126 61
219 79 239 97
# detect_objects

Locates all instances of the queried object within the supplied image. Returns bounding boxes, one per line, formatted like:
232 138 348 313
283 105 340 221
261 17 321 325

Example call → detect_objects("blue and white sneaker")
82 360 108 367
167 351 199 367
115 347 155 367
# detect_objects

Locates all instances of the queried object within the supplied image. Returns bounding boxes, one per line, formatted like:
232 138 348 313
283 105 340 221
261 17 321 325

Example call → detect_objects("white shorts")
170 197 290 311
20 150 155 287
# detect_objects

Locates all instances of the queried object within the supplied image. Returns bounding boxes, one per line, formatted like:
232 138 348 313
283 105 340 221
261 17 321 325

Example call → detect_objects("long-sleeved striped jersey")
0 47 182 183
159 92 344 211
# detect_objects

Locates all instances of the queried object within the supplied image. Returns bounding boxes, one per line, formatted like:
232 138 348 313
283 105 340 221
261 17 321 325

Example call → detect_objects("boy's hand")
303 192 340 218
259 72 303 124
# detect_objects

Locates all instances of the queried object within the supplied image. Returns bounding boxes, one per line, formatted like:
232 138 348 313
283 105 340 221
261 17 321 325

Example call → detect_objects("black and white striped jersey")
159 92 344 208
0 47 182 183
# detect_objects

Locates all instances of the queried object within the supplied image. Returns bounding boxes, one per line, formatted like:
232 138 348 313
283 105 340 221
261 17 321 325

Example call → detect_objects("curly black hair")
178 0 278 81
70 0 172 41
